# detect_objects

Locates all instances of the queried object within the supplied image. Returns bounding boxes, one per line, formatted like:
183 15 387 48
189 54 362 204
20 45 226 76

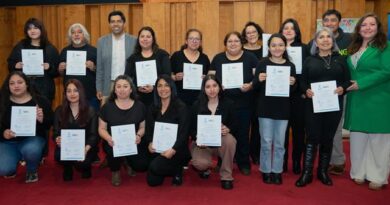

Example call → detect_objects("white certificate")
197 115 221 147
262 33 272 57
136 60 158 86
111 124 138 157
222 63 244 89
60 129 85 161
152 122 178 153
265 66 291 97
21 49 44 75
66 50 87 76
183 63 203 90
311 81 340 113
287 47 302 74
11 106 36 137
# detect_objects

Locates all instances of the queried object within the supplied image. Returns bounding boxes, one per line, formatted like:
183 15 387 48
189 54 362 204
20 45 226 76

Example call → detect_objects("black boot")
295 143 317 187
317 144 333 186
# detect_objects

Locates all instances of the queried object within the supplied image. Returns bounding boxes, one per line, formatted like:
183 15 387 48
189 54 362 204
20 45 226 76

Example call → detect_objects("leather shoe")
172 174 183 186
111 171 121 186
273 173 282 185
221 180 233 190
262 173 272 184
198 170 210 179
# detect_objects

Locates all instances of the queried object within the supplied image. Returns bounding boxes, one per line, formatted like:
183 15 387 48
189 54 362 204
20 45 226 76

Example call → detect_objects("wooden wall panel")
99 4 115 36
15 6 42 45
250 1 267 30
196 1 219 58
143 2 171 51
335 0 366 17
170 3 188 51
282 0 313 43
129 4 143 35
86 5 100 46
233 2 250 32
265 1 281 33
374 0 390 34
57 5 86 49
219 2 234 51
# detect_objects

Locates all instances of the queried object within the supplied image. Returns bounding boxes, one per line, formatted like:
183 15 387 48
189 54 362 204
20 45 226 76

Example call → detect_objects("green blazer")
344 42 390 133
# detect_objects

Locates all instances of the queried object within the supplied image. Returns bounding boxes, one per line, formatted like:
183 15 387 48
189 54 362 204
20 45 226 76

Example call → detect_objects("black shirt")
144 98 189 161
210 51 258 109
53 105 98 147
125 49 171 106
243 47 263 60
171 50 210 106
0 96 53 141
7 41 59 101
301 52 351 109
252 58 297 119
59 44 97 100
190 98 237 141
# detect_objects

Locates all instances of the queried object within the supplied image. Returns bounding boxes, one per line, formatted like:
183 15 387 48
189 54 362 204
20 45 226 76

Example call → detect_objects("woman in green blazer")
344 13 390 191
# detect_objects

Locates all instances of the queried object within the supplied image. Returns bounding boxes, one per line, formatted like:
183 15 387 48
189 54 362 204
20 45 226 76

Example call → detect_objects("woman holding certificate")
145 75 189 187
252 33 296 185
98 75 148 186
209 32 258 175
7 18 59 106
125 26 171 107
242 21 264 166
344 13 390 190
171 29 210 107
190 75 237 190
0 71 53 183
279 18 309 174
58 23 98 110
296 27 350 187
53 79 98 181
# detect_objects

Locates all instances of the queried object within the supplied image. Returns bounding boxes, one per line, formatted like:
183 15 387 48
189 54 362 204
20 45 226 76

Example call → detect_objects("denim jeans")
0 137 45 175
258 117 288 173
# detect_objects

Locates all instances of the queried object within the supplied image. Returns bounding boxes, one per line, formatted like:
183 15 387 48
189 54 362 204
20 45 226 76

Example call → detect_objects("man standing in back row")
96 10 137 104
309 9 352 175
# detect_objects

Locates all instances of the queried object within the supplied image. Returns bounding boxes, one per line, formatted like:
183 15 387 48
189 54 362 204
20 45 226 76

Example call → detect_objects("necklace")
321 55 332 69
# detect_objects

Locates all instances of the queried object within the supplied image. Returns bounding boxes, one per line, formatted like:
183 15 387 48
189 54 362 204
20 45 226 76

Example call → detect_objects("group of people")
0 9 389 191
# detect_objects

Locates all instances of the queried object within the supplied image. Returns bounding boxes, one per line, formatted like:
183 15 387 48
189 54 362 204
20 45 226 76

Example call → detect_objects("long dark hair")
0 71 38 124
180 28 203 53
108 75 138 102
241 21 264 44
198 75 224 113
22 18 49 48
267 33 289 60
60 79 90 128
153 74 177 108
134 26 159 54
279 18 302 44
348 13 387 55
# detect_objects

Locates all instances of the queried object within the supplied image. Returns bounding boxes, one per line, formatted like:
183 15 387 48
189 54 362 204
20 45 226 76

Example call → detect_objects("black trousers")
54 146 97 172
284 94 306 164
103 142 149 172
147 154 182 186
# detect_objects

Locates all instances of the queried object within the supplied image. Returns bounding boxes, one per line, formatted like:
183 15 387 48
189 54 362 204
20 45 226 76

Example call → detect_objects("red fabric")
0 141 388 205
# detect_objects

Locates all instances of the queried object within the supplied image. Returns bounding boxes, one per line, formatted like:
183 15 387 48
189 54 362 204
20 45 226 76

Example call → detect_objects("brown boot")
111 171 121 186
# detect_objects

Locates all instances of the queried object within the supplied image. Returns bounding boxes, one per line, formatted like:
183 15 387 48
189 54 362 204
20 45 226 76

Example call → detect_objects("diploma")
111 124 138 157
21 49 44 75
11 106 36 137
136 60 158 86
66 50 87 76
196 115 221 147
183 63 203 90
222 63 244 89
311 80 340 113
152 122 178 153
60 129 86 161
287 47 303 74
265 66 291 97
262 33 272 57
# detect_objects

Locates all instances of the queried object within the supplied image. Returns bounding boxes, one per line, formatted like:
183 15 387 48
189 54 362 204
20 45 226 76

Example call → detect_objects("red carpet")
0 140 389 205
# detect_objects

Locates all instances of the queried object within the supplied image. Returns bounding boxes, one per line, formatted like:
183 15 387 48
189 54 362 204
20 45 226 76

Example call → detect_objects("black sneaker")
198 170 211 179
25 172 39 183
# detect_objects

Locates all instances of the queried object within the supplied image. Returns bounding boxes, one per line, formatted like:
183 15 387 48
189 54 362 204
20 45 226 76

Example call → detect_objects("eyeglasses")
188 37 201 42
227 40 241 44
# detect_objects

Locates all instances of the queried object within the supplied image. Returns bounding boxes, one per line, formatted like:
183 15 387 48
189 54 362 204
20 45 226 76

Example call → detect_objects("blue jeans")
258 118 288 173
0 137 45 175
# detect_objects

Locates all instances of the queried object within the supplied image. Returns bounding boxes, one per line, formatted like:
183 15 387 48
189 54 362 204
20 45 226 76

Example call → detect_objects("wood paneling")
0 0 388 108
